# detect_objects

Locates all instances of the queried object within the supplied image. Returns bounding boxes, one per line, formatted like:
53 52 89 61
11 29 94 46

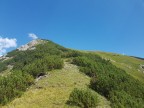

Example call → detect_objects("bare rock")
17 39 45 51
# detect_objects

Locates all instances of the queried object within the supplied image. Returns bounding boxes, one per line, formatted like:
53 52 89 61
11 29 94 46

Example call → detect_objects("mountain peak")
17 39 45 51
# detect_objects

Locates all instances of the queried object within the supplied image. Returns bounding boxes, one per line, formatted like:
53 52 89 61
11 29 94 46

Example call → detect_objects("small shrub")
68 88 99 108
0 71 34 105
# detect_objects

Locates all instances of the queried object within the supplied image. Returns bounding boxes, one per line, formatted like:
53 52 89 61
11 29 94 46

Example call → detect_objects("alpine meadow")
0 39 144 108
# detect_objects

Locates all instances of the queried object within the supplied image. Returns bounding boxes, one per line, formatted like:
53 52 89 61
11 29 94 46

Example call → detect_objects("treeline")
72 53 144 108
0 40 65 105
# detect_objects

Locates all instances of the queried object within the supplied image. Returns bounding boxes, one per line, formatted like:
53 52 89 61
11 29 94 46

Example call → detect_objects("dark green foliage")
109 90 144 108
1 40 66 72
6 49 18 57
62 50 83 58
68 88 98 108
72 53 144 107
0 71 34 105
23 56 63 78
0 41 65 70
0 58 15 72
0 62 8 72
0 40 65 105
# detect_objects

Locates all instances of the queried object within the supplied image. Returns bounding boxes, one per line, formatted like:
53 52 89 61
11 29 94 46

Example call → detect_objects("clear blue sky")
0 0 144 57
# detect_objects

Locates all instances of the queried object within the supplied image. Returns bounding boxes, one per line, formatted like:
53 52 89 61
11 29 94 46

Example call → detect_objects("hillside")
94 51 144 82
3 61 110 108
0 39 144 108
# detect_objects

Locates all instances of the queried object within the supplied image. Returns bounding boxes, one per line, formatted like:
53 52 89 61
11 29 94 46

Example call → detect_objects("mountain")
0 39 144 108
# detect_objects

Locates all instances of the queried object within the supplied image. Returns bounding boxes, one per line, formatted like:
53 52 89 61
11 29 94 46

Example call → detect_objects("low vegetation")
0 40 65 105
0 39 144 108
0 71 34 105
68 88 99 108
3 62 110 108
72 52 144 108
95 51 144 82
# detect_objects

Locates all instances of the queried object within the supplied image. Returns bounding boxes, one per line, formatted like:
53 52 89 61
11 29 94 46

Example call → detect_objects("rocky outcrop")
17 39 45 51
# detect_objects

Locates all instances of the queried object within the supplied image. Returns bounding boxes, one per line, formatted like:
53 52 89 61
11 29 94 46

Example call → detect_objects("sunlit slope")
3 62 110 108
95 51 144 82
1 39 143 107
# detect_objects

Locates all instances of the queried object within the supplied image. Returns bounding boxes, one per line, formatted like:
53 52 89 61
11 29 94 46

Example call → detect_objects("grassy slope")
94 51 144 82
3 61 110 108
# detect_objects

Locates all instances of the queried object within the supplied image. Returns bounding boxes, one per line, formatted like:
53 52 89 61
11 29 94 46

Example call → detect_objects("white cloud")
28 33 38 40
0 37 17 56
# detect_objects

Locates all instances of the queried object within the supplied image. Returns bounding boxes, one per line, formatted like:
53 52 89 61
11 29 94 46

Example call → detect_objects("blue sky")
0 0 144 57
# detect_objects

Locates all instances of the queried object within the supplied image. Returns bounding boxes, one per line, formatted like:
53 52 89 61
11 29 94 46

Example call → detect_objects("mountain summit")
17 39 45 51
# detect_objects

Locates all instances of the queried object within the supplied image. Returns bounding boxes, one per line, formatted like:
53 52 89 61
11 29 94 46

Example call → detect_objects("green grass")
2 61 110 108
94 51 144 82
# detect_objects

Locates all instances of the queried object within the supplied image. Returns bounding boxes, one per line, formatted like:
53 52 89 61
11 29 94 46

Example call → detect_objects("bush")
68 88 99 108
109 90 144 108
22 55 63 78
72 53 144 107
62 50 83 58
0 71 34 105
